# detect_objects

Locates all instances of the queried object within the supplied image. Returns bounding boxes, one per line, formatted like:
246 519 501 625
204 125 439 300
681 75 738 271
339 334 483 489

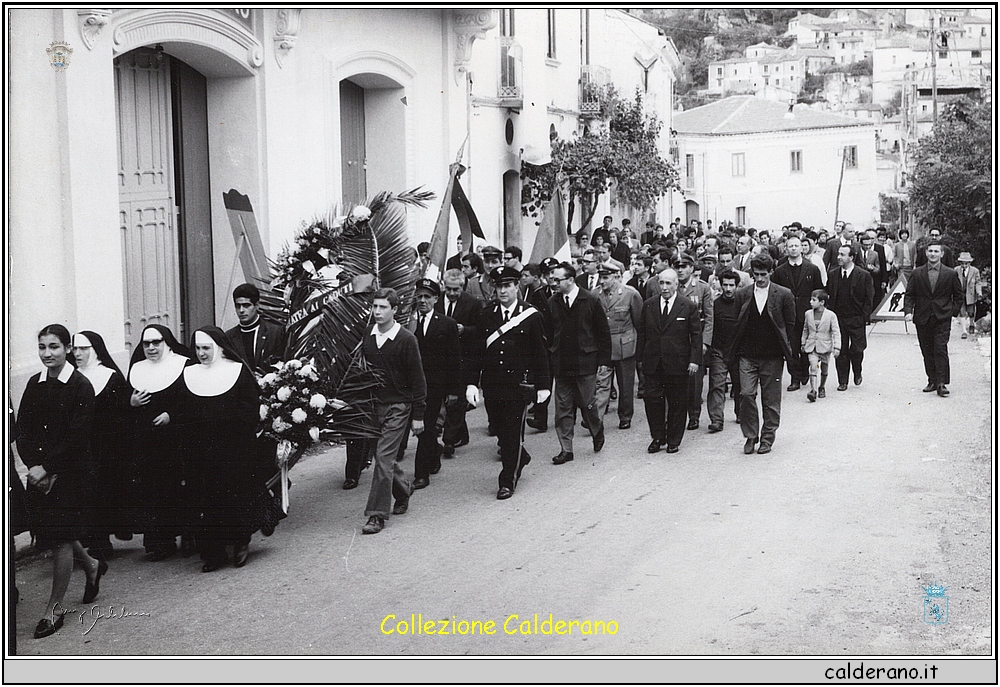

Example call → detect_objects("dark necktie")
503 310 510 324
565 296 571 310
447 301 454 318
842 270 848 281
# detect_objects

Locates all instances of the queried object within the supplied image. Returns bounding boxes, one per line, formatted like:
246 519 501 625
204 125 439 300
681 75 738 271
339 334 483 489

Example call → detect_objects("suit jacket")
598 283 643 360
446 252 465 271
626 274 649 296
225 318 286 374
436 290 483 346
548 287 612 376
893 240 917 269
801 308 841 355
728 282 797 363
576 272 601 292
636 294 703 376
823 237 864 269
408 311 462 395
466 300 550 399
826 265 875 323
904 263 964 325
677 277 714 348
956 264 982 306
771 259 824 321
609 241 632 266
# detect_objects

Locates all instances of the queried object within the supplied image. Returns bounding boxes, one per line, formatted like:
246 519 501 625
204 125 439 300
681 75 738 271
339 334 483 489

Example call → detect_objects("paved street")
12 321 992 656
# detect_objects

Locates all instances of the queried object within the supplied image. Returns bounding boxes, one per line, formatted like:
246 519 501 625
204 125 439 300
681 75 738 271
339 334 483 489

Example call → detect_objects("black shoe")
180 535 197 558
392 499 409 515
515 451 531 482
342 478 359 490
937 385 950 397
665 445 679 454
429 463 441 475
82 559 108 604
593 428 605 453
618 420 631 430
686 419 700 431
147 543 176 562
744 437 758 455
361 515 384 534
707 423 723 433
757 443 772 454
201 558 226 573
526 417 548 432
454 438 470 448
636 391 644 399
807 390 817 402
787 381 801 391
487 425 497 437
497 487 514 500
837 383 848 391
441 444 456 456
33 614 65 639
923 382 937 393
854 373 863 386
552 451 574 465
114 531 133 541
413 477 430 490
817 388 826 398
233 544 250 568
647 440 663 453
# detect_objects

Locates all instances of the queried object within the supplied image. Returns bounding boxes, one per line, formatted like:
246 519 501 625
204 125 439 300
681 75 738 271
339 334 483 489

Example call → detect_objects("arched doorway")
115 48 214 351
339 73 406 207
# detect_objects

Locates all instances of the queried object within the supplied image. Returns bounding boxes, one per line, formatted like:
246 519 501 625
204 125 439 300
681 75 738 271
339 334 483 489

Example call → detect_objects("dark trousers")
835 318 867 384
345 438 375 481
786 317 808 383
595 357 636 423
414 389 445 481
687 362 705 422
916 317 952 386
442 396 470 447
739 356 783 445
643 370 689 447
707 347 741 427
484 393 530 490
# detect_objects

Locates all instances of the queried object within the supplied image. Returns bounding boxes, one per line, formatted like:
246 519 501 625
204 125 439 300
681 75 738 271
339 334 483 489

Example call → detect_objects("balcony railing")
579 64 610 116
498 36 522 106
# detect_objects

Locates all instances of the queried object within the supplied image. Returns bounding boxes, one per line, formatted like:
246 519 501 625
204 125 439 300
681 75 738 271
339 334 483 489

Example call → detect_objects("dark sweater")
712 294 739 352
739 299 784 359
363 327 427 417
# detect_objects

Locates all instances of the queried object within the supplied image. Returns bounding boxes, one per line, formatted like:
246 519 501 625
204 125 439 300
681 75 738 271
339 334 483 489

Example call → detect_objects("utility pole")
930 9 938 126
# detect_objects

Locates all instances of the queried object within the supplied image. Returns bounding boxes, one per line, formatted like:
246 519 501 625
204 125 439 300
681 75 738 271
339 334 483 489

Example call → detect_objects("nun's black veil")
77 330 125 378
192 326 250 371
128 324 193 371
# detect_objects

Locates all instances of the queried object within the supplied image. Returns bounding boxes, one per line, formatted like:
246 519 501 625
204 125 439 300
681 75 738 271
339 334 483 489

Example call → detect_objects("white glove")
465 384 480 408
536 389 551 404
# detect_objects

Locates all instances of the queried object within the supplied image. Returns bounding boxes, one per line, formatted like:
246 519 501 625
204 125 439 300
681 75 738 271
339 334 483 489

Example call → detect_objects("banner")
529 188 571 264
426 143 485 282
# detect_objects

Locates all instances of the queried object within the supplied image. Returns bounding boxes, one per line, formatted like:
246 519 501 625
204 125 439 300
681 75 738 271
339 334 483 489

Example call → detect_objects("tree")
907 97 992 266
521 91 680 232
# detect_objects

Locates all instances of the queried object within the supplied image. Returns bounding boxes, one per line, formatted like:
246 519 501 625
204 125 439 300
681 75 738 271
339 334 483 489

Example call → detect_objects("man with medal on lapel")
465 266 550 500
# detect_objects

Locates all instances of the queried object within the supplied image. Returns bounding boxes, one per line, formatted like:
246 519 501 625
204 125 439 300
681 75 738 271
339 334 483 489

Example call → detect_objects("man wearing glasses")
503 246 524 273
576 249 602 292
727 253 796 455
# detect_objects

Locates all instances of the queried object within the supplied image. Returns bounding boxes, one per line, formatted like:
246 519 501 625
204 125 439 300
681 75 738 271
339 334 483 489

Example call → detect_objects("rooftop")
674 95 871 135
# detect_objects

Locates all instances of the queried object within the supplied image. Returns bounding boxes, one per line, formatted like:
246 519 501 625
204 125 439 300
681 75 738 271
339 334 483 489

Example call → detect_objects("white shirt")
588 273 599 290
500 303 517 322
841 264 855 280
421 313 433 336
660 293 676 315
372 321 401 349
753 285 769 314
564 284 581 309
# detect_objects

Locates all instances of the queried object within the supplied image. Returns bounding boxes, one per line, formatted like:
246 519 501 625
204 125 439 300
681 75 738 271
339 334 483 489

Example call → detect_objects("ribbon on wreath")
276 439 295 513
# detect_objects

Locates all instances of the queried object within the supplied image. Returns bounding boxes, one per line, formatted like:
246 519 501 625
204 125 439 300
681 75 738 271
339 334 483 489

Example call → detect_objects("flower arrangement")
271 205 373 295
258 357 348 450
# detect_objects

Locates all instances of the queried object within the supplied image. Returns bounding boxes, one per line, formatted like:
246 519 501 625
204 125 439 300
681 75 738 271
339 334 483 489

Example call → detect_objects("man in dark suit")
445 235 466 271
914 228 956 268
904 240 964 397
822 223 864 271
526 257 560 432
465 267 550 499
825 245 875 391
408 279 462 489
728 253 797 455
436 269 482 452
226 283 287 374
636 267 702 453
771 235 824 391
548 262 612 464
576 249 602 292
861 230 889 306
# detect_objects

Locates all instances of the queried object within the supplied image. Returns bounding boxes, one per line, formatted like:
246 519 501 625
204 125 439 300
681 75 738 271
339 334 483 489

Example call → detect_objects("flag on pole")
529 188 570 264
426 143 484 282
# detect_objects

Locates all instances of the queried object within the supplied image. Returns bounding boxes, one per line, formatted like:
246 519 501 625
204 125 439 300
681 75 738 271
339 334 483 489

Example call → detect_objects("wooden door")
340 79 367 206
116 49 181 356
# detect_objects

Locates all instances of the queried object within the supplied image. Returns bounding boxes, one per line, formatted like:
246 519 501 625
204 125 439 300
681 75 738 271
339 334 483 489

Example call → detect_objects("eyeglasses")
550 276 572 283
503 255 515 261
582 258 597 264
142 338 164 347
751 271 770 277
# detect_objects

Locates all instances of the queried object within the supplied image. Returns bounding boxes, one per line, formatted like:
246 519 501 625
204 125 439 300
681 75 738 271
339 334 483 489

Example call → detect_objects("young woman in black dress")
73 330 130 560
127 324 193 561
17 324 107 639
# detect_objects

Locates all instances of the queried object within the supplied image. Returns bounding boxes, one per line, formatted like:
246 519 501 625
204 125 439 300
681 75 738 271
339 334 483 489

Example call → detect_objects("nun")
73 330 130 560
127 324 193 561
183 327 264 572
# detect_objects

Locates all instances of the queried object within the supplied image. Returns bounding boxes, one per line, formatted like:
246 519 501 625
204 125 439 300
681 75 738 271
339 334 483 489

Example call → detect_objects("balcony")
498 36 522 108
579 64 611 117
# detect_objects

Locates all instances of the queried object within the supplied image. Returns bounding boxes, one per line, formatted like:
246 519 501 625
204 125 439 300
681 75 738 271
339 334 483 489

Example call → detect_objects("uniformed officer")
465 267 551 500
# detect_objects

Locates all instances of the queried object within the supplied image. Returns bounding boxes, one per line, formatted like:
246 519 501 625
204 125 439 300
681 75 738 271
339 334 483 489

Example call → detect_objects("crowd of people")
12 214 978 642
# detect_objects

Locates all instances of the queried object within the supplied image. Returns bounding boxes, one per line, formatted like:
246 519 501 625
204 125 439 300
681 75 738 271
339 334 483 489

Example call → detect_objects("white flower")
291 408 308 424
259 404 269 421
286 359 302 370
272 417 290 433
297 238 310 248
261 372 278 387
317 247 330 261
301 260 316 275
308 427 321 442
298 364 315 378
277 386 292 402
273 361 285 372
329 398 348 411
350 205 372 223
309 393 327 410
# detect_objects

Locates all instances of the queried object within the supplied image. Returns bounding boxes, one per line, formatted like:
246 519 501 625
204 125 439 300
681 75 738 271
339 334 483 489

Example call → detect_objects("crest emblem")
922 582 949 625
47 41 73 71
